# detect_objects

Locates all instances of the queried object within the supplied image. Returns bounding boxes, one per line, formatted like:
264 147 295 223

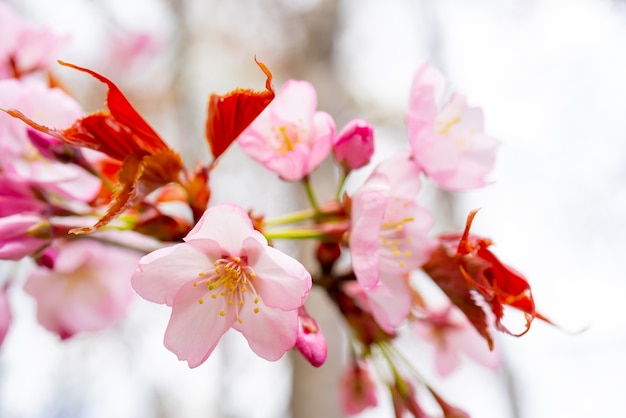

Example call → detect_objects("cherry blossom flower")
0 79 101 202
237 79 335 181
0 3 69 79
350 151 435 289
0 213 50 261
333 118 375 171
407 62 499 191
339 361 378 415
23 239 139 339
294 305 327 367
131 203 312 367
413 305 500 377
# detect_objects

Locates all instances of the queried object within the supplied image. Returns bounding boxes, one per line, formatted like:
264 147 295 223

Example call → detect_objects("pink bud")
333 119 374 170
295 306 328 367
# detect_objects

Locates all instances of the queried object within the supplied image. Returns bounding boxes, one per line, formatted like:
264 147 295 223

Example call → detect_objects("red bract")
422 209 551 349
205 58 274 160
5 61 184 234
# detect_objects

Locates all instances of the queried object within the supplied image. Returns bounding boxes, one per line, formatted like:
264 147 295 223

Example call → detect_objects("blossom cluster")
0 4 553 417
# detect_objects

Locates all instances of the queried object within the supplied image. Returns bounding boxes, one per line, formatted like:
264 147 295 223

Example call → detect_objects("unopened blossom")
339 361 378 415
413 305 500 377
333 118 375 170
131 203 312 367
295 305 327 367
0 213 50 261
407 62 499 191
0 79 101 202
23 239 139 339
237 79 335 181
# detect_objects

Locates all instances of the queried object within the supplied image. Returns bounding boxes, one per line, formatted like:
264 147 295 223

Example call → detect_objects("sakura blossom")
349 151 436 289
0 213 50 261
413 305 500 377
407 62 500 191
131 203 312 367
23 239 139 339
237 79 335 181
0 3 68 79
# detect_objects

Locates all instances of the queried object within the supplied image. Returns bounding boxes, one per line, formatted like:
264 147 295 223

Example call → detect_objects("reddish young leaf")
423 210 551 349
4 62 184 234
205 58 274 160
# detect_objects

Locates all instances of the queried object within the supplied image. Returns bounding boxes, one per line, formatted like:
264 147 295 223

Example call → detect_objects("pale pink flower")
413 305 500 377
340 362 378 415
350 151 435 289
0 3 69 79
294 305 327 367
0 174 45 217
333 118 374 170
237 80 335 181
131 203 312 367
0 79 101 201
23 240 139 339
0 213 50 261
407 63 499 191
0 284 11 347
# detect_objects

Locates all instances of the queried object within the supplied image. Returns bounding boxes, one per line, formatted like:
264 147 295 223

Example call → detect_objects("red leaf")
423 210 552 349
4 62 184 234
205 57 274 160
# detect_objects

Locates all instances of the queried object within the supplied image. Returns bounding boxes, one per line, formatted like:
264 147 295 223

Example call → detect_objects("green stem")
336 169 349 201
302 175 320 214
263 208 317 227
264 228 325 241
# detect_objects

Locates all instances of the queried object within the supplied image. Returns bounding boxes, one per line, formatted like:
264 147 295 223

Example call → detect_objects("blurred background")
1 0 625 416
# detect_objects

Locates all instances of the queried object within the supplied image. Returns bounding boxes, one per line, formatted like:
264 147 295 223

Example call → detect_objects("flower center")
380 216 415 269
269 122 306 155
193 256 260 324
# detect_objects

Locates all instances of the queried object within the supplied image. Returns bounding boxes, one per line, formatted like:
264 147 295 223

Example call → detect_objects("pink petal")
185 203 266 254
349 179 389 289
233 297 299 361
244 237 311 310
366 275 411 332
132 240 222 306
164 281 235 368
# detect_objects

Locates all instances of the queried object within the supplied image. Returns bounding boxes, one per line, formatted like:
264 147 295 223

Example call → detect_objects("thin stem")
335 169 349 201
263 208 317 227
264 228 326 241
302 175 320 214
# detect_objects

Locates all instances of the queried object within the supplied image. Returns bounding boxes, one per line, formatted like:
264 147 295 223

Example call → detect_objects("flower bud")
295 306 327 367
333 119 374 171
